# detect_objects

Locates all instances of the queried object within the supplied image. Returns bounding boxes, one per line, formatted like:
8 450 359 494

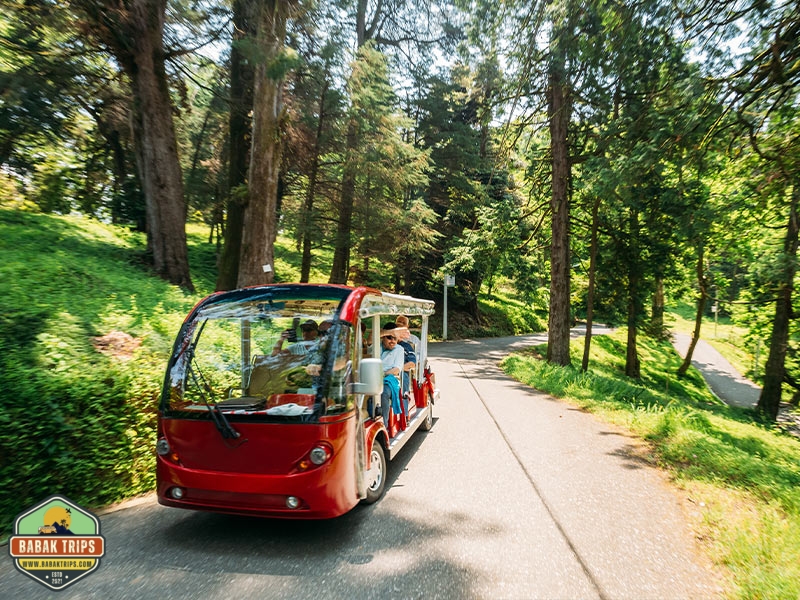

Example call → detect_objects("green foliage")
501 328 800 598
266 47 302 80
339 44 437 285
0 209 202 536
476 294 547 336
0 1 144 226
0 2 81 170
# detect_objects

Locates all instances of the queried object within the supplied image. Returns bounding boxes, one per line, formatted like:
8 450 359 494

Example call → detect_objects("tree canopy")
1 0 799 419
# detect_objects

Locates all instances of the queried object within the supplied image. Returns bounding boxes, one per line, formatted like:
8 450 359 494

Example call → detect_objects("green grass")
0 210 207 537
501 330 800 599
427 290 548 340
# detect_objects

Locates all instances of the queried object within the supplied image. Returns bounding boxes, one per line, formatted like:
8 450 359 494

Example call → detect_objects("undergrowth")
0 210 202 535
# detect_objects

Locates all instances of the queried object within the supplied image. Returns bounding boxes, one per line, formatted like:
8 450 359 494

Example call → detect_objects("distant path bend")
671 333 760 409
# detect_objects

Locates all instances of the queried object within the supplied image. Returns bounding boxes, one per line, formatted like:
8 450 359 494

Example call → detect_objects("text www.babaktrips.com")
18 559 95 569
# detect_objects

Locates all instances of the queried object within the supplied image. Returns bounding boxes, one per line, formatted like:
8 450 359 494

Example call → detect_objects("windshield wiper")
185 322 246 446
187 359 246 445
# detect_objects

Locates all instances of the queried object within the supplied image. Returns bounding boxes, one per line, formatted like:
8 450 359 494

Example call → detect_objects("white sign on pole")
445 274 455 287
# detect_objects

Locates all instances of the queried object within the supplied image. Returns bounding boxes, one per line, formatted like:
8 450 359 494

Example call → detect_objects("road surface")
1 334 723 599
672 332 760 408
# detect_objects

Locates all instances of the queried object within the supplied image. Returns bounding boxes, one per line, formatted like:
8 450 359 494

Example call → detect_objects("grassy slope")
501 331 800 599
0 210 203 536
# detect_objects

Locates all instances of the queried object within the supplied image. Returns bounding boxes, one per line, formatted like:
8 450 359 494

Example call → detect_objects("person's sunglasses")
382 335 396 341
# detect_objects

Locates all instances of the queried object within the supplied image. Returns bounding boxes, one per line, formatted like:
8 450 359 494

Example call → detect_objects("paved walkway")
430 334 723 598
671 333 760 409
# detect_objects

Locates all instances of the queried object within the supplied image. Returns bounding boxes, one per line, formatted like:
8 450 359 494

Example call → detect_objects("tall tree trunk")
329 0 376 285
216 0 257 291
128 2 192 290
625 305 641 378
651 276 666 337
300 79 328 283
546 57 572 366
76 0 193 290
299 164 318 282
677 245 708 376
582 197 600 372
237 0 288 287
625 208 641 378
758 183 800 420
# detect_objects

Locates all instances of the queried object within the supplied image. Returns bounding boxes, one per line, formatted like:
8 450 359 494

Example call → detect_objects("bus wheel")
420 391 434 431
363 443 386 504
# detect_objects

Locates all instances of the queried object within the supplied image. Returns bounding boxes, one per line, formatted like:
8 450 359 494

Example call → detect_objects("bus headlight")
309 444 332 465
286 496 300 509
293 442 333 473
157 438 181 464
156 438 170 455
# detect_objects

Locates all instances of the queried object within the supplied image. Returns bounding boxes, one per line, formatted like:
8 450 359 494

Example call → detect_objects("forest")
1 0 799 428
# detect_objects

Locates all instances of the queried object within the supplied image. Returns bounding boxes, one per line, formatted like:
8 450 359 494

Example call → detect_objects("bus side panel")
157 415 359 519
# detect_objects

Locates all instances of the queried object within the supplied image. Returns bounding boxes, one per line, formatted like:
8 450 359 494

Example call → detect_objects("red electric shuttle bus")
156 284 438 518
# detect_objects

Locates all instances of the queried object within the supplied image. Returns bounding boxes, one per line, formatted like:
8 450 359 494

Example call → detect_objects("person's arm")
391 346 404 375
271 331 289 356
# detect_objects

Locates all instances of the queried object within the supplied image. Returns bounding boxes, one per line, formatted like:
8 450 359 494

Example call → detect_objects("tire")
419 390 433 431
420 390 434 431
362 442 387 504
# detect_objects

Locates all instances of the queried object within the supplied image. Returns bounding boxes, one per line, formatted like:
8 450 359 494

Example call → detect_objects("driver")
272 319 319 356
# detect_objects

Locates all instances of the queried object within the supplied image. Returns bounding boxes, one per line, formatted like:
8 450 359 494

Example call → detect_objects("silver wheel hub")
366 448 383 491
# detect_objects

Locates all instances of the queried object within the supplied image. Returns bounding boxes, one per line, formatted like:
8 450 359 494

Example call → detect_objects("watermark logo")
8 494 105 591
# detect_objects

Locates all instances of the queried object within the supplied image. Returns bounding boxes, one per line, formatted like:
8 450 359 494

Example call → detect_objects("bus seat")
247 355 272 396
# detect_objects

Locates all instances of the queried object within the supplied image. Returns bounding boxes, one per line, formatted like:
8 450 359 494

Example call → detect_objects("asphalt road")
672 332 760 408
1 334 723 599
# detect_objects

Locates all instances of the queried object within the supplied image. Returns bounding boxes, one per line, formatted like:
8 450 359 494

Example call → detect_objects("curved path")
671 333 760 408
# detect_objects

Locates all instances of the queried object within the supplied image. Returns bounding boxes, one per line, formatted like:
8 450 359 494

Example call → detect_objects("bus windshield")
162 287 354 422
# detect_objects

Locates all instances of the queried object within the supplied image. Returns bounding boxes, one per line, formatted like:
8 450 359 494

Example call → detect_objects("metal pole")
241 319 251 391
443 280 448 341
713 300 718 338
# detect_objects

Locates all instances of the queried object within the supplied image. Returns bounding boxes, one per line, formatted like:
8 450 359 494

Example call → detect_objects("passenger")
272 319 318 356
319 320 334 336
395 315 420 351
304 320 345 376
385 322 416 414
396 315 436 389
379 325 404 427
303 323 352 405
